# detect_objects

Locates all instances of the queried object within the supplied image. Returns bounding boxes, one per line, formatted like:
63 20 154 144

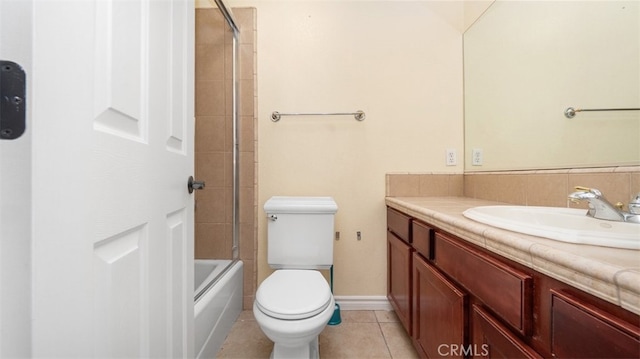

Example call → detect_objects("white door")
30 0 195 357
0 1 32 357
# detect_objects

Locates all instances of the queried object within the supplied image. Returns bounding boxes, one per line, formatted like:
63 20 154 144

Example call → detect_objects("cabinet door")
388 231 413 334
472 305 542 359
551 290 640 359
413 253 466 359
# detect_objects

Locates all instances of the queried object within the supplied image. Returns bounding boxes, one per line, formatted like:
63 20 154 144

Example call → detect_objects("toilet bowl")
253 269 335 359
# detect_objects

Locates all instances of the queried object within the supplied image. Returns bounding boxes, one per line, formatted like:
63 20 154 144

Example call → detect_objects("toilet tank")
264 196 338 270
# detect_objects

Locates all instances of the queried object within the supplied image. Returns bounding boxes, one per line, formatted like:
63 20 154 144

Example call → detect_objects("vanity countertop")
385 196 640 315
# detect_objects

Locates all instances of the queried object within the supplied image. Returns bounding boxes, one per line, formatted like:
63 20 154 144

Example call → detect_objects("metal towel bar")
564 107 640 118
271 110 365 122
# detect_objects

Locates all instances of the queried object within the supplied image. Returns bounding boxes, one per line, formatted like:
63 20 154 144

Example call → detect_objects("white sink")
463 206 640 250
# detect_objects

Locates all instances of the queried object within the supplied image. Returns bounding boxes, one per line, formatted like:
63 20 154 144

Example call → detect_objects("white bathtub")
194 259 243 359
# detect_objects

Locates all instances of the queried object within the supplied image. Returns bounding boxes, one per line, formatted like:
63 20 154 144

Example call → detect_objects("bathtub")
194 259 243 359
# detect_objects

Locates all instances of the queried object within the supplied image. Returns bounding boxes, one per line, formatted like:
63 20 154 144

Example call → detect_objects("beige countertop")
385 196 640 315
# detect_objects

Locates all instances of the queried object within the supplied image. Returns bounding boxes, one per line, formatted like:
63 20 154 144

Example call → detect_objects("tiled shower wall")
387 166 640 210
195 8 257 309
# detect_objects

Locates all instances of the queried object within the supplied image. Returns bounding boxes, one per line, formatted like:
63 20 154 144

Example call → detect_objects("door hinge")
1 60 26 140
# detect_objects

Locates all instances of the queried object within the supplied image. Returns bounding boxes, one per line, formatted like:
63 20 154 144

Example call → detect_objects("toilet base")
271 337 319 359
253 273 335 359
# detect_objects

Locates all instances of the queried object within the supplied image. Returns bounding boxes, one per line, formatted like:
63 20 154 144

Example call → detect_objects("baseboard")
333 296 393 311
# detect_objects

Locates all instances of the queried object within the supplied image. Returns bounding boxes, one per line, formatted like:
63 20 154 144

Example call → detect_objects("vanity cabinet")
550 290 640 359
413 252 466 359
387 205 640 359
472 304 542 359
386 208 413 334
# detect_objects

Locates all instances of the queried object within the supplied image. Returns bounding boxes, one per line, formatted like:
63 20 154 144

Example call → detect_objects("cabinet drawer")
387 207 411 243
412 220 432 259
551 290 640 358
472 304 542 359
435 232 532 335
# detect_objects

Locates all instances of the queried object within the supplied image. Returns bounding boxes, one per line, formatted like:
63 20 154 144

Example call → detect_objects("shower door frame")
195 0 241 300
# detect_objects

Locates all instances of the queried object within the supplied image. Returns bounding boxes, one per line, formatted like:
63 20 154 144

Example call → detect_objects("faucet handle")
629 193 640 214
569 186 592 204
573 186 604 196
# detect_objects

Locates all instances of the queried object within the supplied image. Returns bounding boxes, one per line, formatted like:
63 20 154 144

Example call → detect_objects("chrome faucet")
568 186 640 223
629 193 640 215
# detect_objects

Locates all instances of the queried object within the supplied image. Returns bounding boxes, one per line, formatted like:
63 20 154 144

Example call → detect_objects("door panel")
387 231 413 334
0 0 32 356
472 304 542 359
551 290 640 359
30 0 194 357
413 253 467 359
93 224 146 357
93 0 145 142
167 208 188 357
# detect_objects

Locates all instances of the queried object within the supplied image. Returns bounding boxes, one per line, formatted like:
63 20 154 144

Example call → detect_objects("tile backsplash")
387 166 640 210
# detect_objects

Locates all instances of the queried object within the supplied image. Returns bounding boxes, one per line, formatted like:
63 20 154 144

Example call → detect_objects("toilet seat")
256 270 332 320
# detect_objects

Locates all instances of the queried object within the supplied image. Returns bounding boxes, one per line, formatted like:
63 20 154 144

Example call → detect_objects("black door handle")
188 176 205 194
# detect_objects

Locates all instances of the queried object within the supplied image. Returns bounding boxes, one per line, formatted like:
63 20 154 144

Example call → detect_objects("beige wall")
219 1 466 297
464 1 640 171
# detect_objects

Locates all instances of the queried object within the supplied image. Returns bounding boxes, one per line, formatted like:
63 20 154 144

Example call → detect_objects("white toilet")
253 196 338 359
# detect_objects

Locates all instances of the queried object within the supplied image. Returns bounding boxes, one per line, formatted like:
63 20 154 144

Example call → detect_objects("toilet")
253 196 338 359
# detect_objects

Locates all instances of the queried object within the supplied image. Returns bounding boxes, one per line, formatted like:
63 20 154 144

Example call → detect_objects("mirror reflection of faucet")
568 186 640 224
629 193 640 215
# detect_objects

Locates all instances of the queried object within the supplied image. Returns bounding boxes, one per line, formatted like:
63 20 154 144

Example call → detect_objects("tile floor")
216 310 420 359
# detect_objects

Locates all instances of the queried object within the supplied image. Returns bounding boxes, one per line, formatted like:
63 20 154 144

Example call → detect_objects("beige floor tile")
379 322 419 359
216 319 272 358
339 310 377 323
236 309 256 321
319 322 392 359
375 310 399 323
218 310 415 359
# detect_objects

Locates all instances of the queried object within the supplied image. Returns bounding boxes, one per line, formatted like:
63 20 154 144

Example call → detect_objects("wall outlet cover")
472 148 483 166
446 149 457 166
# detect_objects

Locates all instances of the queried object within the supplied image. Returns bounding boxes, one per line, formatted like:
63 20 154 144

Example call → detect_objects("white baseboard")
333 296 393 311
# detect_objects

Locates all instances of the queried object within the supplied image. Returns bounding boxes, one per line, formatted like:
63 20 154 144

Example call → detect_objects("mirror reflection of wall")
464 1 640 172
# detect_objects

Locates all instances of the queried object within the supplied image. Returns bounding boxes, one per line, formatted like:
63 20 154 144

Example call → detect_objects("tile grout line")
376 320 395 359
376 320 393 359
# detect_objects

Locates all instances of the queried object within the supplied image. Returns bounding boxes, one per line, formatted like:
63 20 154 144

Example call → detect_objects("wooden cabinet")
387 205 640 359
472 305 542 359
387 231 412 334
412 220 432 260
387 207 411 243
387 208 413 334
551 290 640 359
413 253 466 359
434 232 532 336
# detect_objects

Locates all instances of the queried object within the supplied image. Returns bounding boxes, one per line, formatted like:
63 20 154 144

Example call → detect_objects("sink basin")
463 206 640 250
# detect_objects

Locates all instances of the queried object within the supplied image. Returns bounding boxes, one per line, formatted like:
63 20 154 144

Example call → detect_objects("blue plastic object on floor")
328 265 341 325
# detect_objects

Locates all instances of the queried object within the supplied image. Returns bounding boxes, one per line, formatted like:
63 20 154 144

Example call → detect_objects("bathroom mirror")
464 1 640 171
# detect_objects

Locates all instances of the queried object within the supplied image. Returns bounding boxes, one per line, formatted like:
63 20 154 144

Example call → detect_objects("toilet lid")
256 270 332 320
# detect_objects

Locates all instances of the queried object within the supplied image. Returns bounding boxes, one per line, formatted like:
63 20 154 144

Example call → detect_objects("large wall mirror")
464 1 639 172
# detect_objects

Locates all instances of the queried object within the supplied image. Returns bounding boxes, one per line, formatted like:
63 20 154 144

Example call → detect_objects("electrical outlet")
472 148 483 166
446 149 457 166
